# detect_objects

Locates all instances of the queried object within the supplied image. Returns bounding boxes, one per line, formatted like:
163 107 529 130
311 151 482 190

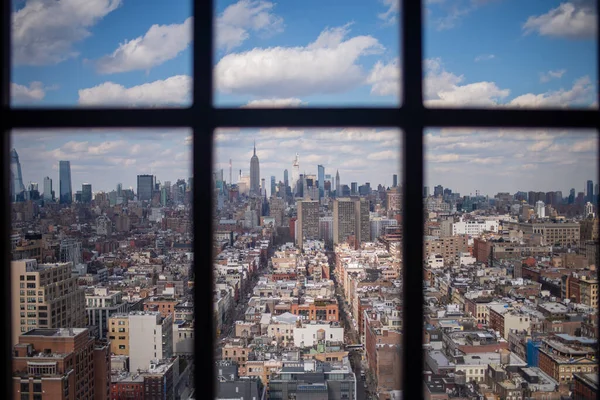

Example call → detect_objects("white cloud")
527 140 554 152
215 24 383 97
217 0 284 51
469 157 503 165
12 0 122 65
474 54 495 62
93 17 193 74
11 81 46 102
570 137 597 152
78 75 191 106
523 2 597 39
509 76 595 108
424 58 510 107
378 0 399 24
427 153 461 163
243 98 306 107
367 150 398 160
367 58 400 96
540 69 566 83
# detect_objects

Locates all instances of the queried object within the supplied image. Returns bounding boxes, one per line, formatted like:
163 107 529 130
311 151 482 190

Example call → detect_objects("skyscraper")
284 169 289 193
43 176 52 201
10 149 25 202
335 170 341 196
81 183 92 203
270 175 276 197
291 153 300 196
587 180 594 203
137 174 154 201
297 200 320 249
393 174 398 188
59 160 72 204
318 164 325 199
117 182 123 197
250 141 260 196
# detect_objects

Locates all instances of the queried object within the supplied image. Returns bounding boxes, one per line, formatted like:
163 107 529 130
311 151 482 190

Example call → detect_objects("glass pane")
213 128 403 398
423 1 598 108
213 1 401 107
424 128 599 396
11 1 192 107
10 129 194 398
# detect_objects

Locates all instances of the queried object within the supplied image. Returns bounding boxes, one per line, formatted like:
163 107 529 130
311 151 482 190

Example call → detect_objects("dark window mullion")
192 0 215 399
401 0 424 398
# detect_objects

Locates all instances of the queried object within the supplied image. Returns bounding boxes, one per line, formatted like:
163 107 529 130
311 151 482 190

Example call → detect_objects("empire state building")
250 141 260 196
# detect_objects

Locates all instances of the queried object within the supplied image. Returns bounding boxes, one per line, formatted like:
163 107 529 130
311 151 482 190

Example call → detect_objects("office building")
10 148 26 202
393 174 398 188
12 328 110 400
81 183 92 204
43 176 52 201
270 175 276 197
351 182 358 195
423 186 429 198
434 185 444 197
283 169 289 195
269 197 286 227
59 160 72 204
587 180 594 203
291 154 300 196
11 260 86 346
136 175 154 202
335 170 340 196
318 164 325 199
250 141 260 196
296 200 320 249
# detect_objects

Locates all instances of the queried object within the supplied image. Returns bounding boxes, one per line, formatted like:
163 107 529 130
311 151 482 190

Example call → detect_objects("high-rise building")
116 182 123 197
355 197 370 245
43 176 53 201
81 183 92 204
11 260 86 346
10 148 26 202
569 188 576 204
137 174 154 202
59 160 72 204
434 185 444 197
291 154 300 196
250 141 261 196
284 169 289 194
335 170 341 196
587 180 594 203
12 328 110 400
423 186 429 198
318 164 325 199
270 175 276 197
393 174 398 188
535 200 546 218
351 182 358 195
296 200 320 249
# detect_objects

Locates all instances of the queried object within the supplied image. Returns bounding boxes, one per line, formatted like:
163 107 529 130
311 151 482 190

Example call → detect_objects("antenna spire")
253 140 256 156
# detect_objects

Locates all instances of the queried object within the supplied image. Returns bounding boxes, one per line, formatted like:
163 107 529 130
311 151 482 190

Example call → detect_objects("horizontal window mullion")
3 108 597 130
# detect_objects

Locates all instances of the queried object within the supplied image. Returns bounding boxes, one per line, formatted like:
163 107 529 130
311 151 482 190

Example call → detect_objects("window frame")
1 0 599 399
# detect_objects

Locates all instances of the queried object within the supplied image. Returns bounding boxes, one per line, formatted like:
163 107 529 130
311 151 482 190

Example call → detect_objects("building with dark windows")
59 160 72 204
81 183 92 204
318 164 325 199
136 174 154 202
10 148 25 202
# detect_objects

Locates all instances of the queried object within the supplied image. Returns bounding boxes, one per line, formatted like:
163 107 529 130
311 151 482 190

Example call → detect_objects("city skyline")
10 126 598 197
11 129 192 193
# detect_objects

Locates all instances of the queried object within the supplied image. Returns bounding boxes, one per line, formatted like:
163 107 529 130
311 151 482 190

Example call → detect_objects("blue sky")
9 0 599 196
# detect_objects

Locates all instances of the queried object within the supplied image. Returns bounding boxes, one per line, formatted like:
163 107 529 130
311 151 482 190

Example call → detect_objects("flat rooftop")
23 328 87 337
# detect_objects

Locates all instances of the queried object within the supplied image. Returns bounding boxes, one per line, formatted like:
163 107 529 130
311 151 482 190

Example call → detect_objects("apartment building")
127 311 174 373
86 287 130 340
12 328 110 400
296 200 319 249
11 260 86 346
108 314 130 356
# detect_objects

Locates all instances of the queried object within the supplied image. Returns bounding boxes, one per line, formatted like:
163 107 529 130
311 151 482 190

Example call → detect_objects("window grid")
0 0 598 399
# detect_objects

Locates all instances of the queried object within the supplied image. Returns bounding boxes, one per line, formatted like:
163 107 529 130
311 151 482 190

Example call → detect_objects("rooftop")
23 328 87 337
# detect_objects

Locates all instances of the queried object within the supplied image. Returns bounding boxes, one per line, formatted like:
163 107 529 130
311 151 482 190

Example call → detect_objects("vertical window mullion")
192 0 215 398
401 0 424 397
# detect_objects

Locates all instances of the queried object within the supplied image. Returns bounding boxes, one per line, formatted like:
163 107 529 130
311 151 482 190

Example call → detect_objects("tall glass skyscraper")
137 175 155 202
59 160 72 204
10 149 25 202
82 183 92 203
43 176 52 201
318 164 325 199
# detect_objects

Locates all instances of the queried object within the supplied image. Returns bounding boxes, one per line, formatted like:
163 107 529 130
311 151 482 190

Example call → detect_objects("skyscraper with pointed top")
10 148 25 202
335 170 341 196
250 140 260 196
